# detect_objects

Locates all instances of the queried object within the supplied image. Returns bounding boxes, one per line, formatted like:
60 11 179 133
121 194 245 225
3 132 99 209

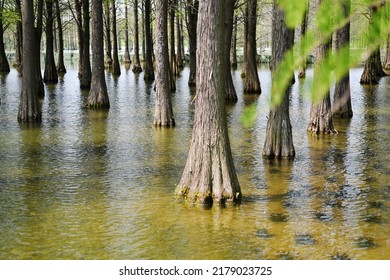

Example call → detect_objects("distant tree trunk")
104 0 112 69
298 6 309 79
176 0 241 205
333 0 352 118
88 0 110 108
241 6 248 78
263 1 295 158
132 0 142 73
186 0 198 86
154 0 175 127
34 0 45 98
144 0 155 80
176 10 184 68
141 2 146 62
360 3 387 84
307 0 336 134
243 0 261 94
231 15 238 69
385 33 390 70
169 0 178 77
18 0 43 122
55 0 66 74
124 2 131 64
111 0 121 75
75 0 83 76
0 16 10 73
44 0 59 84
13 0 22 69
225 0 237 102
80 0 92 89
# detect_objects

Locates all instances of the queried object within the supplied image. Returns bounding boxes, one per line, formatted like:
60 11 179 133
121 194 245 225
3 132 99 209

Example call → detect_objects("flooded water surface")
0 65 389 259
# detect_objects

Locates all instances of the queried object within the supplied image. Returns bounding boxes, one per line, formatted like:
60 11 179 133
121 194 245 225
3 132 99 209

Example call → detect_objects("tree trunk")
360 3 387 84
111 0 121 76
18 0 42 122
385 33 390 70
33 0 45 98
176 0 241 205
241 6 248 78
104 0 112 69
176 10 184 68
231 15 238 69
124 2 131 64
333 0 352 118
263 2 295 158
169 0 178 77
243 0 261 94
88 0 110 109
297 6 309 79
0 17 10 73
154 0 175 127
80 0 92 89
75 0 83 76
13 0 22 69
44 0 59 84
307 0 337 135
186 0 198 86
55 0 66 74
144 0 155 80
225 0 237 102
132 0 142 73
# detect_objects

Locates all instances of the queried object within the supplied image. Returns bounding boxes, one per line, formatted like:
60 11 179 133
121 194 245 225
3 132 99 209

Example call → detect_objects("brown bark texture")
44 1 59 83
104 0 112 69
224 0 237 103
297 7 309 79
186 0 198 86
88 0 110 108
132 0 142 73
263 3 295 158
75 0 83 75
176 0 241 205
55 0 66 73
111 0 121 75
333 0 352 118
0 16 10 72
144 0 155 80
124 3 131 64
80 0 92 89
154 0 175 127
243 0 261 94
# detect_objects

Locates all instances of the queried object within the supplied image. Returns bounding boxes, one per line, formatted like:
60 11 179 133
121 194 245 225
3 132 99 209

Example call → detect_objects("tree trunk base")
132 64 143 73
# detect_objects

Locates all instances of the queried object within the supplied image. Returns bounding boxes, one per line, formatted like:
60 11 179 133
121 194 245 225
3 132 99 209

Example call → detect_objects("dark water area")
0 64 389 259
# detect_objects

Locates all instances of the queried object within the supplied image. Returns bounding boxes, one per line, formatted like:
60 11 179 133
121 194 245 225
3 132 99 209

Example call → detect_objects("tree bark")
176 10 184 68
18 0 42 122
263 2 295 158
104 0 112 69
231 15 238 69
75 0 83 76
243 0 261 94
124 1 131 64
55 0 66 74
186 0 198 86
144 0 155 80
154 0 175 127
0 15 10 73
169 0 178 78
297 6 309 79
385 33 390 70
80 0 92 89
307 0 336 135
88 0 110 108
111 0 121 75
44 0 59 84
176 0 241 205
225 0 237 102
132 0 142 73
333 0 352 118
13 0 22 69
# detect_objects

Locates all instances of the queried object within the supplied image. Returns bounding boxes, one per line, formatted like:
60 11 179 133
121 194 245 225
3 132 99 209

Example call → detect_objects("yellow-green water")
0 66 389 259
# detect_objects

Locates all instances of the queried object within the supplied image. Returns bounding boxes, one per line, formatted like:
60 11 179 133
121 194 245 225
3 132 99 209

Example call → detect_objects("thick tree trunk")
111 0 121 76
104 0 112 69
124 2 131 64
55 0 66 74
75 0 83 76
225 0 237 102
154 0 175 127
385 33 390 70
333 0 352 118
44 1 59 84
144 0 155 80
88 0 110 108
307 24 336 134
0 17 10 73
18 0 42 122
231 15 238 69
186 0 198 86
176 0 241 205
13 0 22 69
263 2 295 158
243 0 261 94
80 0 92 89
360 4 387 84
132 0 142 73
297 7 309 79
